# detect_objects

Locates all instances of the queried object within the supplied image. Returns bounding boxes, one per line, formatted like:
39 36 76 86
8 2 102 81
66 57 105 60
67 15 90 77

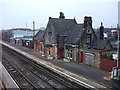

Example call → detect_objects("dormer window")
86 34 91 44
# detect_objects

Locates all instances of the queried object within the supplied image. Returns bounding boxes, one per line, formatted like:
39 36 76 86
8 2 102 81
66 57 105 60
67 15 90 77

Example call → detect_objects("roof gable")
90 39 113 50
34 30 45 40
49 18 77 36
65 24 84 44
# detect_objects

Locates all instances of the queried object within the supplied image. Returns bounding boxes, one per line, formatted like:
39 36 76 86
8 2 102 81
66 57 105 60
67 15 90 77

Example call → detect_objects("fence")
100 59 117 72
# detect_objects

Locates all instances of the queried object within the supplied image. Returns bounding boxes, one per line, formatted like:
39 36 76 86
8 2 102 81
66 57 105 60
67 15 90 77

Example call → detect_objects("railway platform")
0 62 19 89
1 41 120 89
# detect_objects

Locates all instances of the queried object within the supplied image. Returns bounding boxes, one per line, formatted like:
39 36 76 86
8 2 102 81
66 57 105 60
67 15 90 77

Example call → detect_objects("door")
60 49 63 59
80 51 84 63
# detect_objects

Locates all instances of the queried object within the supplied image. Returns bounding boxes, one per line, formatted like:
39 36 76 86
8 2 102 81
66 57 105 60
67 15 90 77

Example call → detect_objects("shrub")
107 54 113 60
102 53 113 60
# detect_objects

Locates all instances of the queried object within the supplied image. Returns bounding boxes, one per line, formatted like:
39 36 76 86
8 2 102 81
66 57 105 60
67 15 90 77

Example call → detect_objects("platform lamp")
116 24 120 80
114 24 120 80
117 24 120 68
111 24 120 80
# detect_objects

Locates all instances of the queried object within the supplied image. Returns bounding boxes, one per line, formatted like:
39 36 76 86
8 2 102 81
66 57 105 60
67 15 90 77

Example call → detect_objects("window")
68 53 72 59
48 32 52 42
67 48 72 59
70 53 72 58
49 48 50 55
86 34 91 44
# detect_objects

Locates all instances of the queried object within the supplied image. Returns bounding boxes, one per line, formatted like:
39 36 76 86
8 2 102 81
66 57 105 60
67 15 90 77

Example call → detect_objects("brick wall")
100 59 117 72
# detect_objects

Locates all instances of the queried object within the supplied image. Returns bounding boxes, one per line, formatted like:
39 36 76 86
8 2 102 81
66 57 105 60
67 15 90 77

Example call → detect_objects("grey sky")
1 0 119 30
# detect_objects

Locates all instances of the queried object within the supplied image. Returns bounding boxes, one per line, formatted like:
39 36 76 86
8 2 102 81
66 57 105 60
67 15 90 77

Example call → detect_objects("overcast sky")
0 0 119 30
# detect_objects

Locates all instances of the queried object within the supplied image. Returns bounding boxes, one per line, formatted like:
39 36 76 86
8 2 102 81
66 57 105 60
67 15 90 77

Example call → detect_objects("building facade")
64 16 97 64
44 12 77 59
34 30 45 56
64 17 113 67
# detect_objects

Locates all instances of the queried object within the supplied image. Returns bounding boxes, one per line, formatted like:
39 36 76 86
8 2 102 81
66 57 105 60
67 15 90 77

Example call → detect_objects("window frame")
86 34 91 44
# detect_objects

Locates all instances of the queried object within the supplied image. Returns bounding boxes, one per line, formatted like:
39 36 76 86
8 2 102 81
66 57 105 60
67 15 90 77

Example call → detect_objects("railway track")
2 56 36 90
2 45 89 90
2 52 62 89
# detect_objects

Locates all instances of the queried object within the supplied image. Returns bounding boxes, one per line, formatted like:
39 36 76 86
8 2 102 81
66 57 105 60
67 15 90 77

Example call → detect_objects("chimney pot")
59 12 65 19
49 17 51 20
101 22 103 26
100 22 104 40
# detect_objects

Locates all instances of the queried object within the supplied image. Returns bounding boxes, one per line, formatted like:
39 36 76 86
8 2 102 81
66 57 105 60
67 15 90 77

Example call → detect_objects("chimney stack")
59 12 65 19
33 21 35 36
100 22 104 40
84 16 92 28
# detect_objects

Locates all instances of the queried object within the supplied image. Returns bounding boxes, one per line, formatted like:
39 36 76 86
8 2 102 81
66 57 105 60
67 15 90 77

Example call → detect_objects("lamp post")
116 24 120 80
111 24 120 80
117 24 120 68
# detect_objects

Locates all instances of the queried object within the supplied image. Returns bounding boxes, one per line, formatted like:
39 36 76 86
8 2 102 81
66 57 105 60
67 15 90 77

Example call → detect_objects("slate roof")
34 30 45 41
89 39 109 50
94 28 110 39
50 18 77 36
65 24 84 44
94 30 100 39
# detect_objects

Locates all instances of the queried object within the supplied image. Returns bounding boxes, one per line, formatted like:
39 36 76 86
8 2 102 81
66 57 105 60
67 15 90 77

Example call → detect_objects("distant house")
94 28 109 40
2 30 12 42
33 30 45 55
95 27 120 49
44 12 77 59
